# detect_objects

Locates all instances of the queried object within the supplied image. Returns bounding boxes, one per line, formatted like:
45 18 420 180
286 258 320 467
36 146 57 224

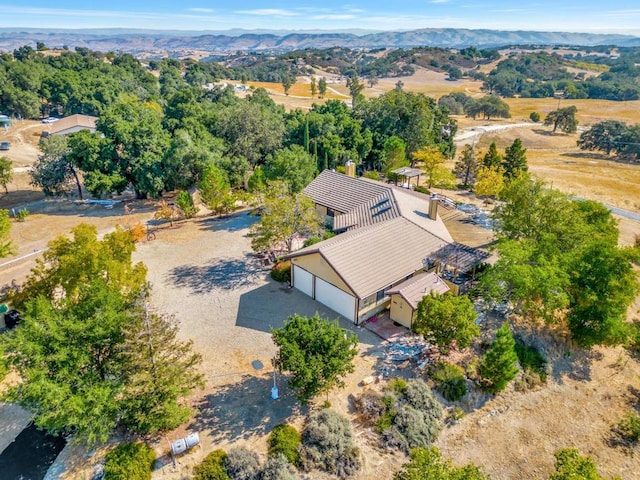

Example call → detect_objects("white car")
41 116 59 124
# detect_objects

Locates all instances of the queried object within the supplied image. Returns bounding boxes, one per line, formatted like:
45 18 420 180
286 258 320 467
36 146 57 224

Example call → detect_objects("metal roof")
287 217 449 299
49 114 98 135
386 272 450 310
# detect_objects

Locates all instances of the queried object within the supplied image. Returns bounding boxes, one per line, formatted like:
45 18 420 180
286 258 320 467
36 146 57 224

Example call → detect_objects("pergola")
424 243 491 292
391 167 423 189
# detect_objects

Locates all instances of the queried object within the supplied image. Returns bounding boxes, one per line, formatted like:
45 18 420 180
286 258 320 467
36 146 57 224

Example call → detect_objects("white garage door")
293 265 313 297
315 278 356 321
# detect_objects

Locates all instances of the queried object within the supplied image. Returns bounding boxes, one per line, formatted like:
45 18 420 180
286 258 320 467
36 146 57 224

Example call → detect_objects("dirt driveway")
127 213 384 478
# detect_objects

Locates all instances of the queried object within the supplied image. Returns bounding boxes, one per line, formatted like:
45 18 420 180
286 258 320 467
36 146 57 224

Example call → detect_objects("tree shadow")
189 375 304 444
197 211 259 233
550 348 602 384
166 256 268 293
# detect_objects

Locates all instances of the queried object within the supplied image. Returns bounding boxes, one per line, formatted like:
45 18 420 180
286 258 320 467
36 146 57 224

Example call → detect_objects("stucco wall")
390 294 415 329
290 253 353 295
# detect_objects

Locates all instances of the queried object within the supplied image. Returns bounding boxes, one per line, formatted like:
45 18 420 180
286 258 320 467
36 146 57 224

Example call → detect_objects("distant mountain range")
1 28 639 54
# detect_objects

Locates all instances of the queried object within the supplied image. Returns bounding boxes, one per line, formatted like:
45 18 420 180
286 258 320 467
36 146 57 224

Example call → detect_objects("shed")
386 272 449 329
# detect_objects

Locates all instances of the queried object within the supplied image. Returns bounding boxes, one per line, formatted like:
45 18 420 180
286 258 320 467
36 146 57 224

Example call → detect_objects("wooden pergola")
391 167 423 189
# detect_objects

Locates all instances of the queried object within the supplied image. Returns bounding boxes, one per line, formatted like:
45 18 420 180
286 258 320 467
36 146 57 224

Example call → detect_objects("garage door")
293 265 313 297
315 278 356 321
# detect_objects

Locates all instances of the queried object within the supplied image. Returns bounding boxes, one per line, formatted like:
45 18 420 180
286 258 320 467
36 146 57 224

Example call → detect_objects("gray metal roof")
287 217 450 299
392 167 423 178
304 170 391 215
386 272 450 310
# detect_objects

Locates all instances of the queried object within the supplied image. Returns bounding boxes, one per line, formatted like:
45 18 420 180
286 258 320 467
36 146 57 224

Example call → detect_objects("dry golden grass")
244 80 345 99
505 98 640 124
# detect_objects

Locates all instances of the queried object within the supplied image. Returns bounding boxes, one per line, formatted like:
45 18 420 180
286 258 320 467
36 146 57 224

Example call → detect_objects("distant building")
44 114 98 137
0 115 11 128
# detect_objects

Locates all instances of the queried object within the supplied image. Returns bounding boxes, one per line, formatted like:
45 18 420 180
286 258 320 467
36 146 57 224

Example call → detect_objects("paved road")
455 122 533 144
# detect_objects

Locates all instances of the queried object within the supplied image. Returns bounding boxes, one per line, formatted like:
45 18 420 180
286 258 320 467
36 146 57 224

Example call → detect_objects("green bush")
388 377 408 395
414 185 430 195
529 111 541 122
176 190 197 219
268 424 301 464
270 261 291 283
103 442 155 480
194 450 230 480
299 409 361 478
14 209 29 222
514 339 548 382
361 171 380 181
430 362 467 402
224 447 260 480
618 412 640 443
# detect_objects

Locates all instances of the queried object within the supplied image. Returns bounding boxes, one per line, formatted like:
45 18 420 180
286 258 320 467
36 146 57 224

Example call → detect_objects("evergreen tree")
303 119 310 153
310 77 317 98
119 298 203 433
318 77 327 98
502 138 528 179
454 144 479 187
479 322 519 394
482 142 502 168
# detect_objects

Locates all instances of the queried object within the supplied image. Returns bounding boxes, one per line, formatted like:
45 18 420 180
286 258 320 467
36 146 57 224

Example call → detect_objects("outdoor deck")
361 310 408 341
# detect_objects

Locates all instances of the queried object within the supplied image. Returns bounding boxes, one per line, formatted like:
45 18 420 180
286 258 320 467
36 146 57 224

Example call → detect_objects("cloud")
188 8 214 13
312 15 357 20
236 9 300 17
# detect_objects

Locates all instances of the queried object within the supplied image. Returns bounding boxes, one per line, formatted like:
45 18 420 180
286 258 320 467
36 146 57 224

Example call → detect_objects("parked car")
41 116 59 124
0 141 10 150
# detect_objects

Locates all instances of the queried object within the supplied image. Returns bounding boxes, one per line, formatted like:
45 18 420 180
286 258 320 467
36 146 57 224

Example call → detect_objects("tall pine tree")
482 142 502 168
479 322 519 393
502 138 528 179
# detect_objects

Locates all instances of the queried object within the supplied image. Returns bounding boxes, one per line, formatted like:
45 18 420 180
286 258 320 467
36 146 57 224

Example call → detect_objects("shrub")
354 391 386 426
530 111 541 122
387 377 408 396
393 404 441 451
479 322 519 394
127 222 146 243
618 412 640 443
224 447 260 480
176 190 197 218
514 339 548 383
103 442 155 480
414 185 430 195
299 409 361 478
14 209 29 222
361 170 380 181
194 450 230 480
268 424 301 464
262 454 296 480
430 362 467 402
404 380 443 417
270 261 291 283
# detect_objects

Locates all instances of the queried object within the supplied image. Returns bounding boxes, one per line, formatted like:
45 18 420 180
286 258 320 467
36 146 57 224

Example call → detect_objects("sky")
1 1 639 35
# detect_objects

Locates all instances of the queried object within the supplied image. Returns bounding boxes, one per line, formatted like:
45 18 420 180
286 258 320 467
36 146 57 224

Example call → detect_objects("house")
286 170 489 325
386 272 450 330
44 114 98 137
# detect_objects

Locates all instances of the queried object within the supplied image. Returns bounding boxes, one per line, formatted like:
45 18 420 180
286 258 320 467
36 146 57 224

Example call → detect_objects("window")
376 289 386 303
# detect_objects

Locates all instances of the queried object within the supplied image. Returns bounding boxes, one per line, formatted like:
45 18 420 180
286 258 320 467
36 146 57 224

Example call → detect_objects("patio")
362 310 408 341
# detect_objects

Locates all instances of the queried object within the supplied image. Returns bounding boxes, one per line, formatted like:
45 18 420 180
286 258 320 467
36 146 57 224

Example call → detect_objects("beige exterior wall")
389 294 416 329
290 253 353 295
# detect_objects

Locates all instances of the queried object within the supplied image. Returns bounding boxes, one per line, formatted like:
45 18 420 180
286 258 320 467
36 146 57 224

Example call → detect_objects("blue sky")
1 1 639 35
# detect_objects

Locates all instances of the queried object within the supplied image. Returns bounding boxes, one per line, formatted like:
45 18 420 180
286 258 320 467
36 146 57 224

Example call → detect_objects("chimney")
429 193 439 220
345 160 356 178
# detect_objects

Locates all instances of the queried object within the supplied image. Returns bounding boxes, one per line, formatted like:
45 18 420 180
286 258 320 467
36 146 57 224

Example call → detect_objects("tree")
465 95 510 120
413 146 447 188
310 77 317 98
382 136 408 177
544 105 578 133
567 242 639 347
454 145 479 187
479 322 519 394
176 190 197 219
118 298 203 433
550 448 616 480
482 142 502 168
272 313 359 403
0 209 15 258
474 165 505 200
282 75 294 96
414 293 479 354
2 225 201 444
318 77 327 98
198 164 231 215
264 145 317 194
395 447 490 480
250 181 322 254
31 135 83 199
154 200 177 227
0 156 12 193
577 120 628 155
346 75 365 108
502 138 527 179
